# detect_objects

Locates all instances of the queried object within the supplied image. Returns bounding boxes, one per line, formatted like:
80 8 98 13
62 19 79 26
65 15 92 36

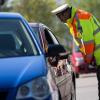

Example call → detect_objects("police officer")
51 4 100 100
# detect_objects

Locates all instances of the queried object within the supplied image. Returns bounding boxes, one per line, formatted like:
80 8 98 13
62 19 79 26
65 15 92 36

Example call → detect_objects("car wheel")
71 82 76 100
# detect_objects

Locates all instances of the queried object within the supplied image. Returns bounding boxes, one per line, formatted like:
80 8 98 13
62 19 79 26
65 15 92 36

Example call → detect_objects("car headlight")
16 77 50 100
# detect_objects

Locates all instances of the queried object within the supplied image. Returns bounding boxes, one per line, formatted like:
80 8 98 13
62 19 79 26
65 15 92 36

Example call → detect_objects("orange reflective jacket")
68 8 95 63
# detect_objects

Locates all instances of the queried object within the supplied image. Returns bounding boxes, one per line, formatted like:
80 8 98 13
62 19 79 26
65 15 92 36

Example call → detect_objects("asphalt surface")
76 73 98 100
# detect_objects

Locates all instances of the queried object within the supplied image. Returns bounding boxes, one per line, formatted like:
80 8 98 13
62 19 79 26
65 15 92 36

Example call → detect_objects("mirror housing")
46 44 70 60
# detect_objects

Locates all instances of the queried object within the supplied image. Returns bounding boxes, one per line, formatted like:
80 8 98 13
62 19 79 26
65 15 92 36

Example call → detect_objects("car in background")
70 41 96 78
29 23 76 100
0 13 60 100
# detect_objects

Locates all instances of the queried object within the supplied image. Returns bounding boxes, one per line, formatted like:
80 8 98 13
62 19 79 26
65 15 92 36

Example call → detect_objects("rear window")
0 19 38 58
30 26 41 46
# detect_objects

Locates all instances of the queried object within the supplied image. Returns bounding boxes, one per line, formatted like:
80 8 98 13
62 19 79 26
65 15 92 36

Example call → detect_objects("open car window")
0 19 39 58
44 29 59 45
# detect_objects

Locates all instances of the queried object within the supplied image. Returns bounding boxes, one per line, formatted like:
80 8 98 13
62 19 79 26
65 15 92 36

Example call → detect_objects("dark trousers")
96 66 100 100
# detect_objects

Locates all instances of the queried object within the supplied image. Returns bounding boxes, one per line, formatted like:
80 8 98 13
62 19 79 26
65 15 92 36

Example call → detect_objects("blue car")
0 13 59 100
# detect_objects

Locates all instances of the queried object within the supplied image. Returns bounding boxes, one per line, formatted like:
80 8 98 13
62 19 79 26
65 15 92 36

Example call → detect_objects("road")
76 73 98 100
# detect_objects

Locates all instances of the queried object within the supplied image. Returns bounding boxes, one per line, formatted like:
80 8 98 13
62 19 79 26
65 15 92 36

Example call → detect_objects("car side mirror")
46 44 70 60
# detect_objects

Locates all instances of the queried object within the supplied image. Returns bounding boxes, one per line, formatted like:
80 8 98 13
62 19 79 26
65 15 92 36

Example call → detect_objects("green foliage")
12 0 56 27
11 0 70 49
65 0 100 21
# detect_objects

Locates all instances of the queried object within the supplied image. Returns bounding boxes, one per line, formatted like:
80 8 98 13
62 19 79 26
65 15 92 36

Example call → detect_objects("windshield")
0 19 38 58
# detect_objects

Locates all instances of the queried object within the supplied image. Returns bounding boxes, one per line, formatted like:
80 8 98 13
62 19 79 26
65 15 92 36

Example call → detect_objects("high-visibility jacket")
66 7 100 66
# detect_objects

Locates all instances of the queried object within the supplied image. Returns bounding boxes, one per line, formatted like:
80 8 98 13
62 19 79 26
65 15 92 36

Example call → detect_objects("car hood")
0 55 47 89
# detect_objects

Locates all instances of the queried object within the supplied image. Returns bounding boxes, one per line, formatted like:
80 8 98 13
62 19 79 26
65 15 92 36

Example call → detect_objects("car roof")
29 22 51 30
0 12 23 19
29 23 40 27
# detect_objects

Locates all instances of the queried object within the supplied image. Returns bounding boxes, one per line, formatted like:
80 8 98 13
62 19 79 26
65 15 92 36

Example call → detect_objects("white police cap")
51 4 70 14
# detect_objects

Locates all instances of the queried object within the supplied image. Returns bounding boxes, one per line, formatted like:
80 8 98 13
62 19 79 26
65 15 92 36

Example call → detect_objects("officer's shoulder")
77 9 92 19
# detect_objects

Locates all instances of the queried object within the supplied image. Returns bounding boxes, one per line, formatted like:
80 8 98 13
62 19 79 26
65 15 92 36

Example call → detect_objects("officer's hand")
48 56 59 67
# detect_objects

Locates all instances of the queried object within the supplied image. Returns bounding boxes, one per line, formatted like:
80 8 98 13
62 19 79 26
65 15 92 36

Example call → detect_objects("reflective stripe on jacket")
67 8 100 65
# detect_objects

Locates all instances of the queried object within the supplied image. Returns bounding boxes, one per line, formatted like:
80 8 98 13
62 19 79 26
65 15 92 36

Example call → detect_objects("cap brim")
51 4 69 14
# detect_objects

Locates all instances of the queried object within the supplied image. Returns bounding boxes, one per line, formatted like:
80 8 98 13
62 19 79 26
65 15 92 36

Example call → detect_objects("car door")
40 27 73 99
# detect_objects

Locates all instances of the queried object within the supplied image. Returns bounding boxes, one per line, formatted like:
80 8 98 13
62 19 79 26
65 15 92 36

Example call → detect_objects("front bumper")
0 88 58 100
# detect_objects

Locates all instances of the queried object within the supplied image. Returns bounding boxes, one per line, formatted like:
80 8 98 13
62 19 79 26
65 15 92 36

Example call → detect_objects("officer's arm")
90 15 100 65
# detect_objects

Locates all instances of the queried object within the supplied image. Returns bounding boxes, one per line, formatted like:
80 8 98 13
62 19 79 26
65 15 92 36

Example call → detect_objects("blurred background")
0 0 100 51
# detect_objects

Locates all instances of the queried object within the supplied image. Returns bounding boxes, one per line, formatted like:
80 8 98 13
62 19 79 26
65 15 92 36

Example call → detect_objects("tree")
0 0 8 11
65 0 100 21
12 0 56 28
11 0 71 47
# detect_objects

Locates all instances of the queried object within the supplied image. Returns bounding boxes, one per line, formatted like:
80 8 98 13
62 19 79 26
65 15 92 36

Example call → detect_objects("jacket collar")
66 7 77 24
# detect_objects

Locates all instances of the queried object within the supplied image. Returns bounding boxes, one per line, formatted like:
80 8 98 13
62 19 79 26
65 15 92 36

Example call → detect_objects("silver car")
29 23 76 100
